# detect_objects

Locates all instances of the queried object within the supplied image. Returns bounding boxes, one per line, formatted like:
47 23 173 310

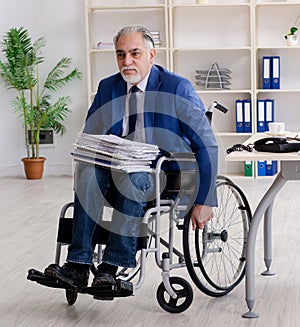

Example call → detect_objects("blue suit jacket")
84 65 218 206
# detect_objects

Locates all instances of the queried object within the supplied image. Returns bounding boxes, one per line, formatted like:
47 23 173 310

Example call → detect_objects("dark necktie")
128 85 139 139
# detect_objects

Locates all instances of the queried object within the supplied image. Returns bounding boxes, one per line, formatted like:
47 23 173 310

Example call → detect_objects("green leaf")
290 27 298 35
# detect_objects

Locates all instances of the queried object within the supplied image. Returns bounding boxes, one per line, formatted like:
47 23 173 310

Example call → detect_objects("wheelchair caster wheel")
156 276 193 313
65 289 78 305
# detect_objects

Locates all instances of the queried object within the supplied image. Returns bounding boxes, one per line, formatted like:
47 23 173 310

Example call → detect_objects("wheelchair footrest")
81 280 133 298
27 268 133 298
27 269 76 290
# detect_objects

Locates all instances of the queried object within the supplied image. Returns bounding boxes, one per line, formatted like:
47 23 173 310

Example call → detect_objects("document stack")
71 133 160 173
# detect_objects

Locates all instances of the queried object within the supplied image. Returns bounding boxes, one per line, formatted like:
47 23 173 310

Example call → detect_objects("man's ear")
149 48 157 64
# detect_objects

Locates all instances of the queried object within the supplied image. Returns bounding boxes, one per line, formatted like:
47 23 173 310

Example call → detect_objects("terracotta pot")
21 157 46 180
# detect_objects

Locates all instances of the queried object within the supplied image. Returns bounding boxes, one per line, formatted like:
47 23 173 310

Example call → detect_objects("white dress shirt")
122 73 150 143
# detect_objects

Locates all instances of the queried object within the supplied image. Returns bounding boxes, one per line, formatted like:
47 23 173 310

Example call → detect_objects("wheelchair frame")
53 153 252 313
28 101 252 312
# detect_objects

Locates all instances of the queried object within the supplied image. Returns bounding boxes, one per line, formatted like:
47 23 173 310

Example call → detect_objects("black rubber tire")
65 289 78 305
156 276 193 313
183 179 251 297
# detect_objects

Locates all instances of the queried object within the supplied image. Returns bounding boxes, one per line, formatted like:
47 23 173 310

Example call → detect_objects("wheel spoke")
183 179 251 296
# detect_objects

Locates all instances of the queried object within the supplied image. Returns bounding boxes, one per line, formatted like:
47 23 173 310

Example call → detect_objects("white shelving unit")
253 1 300 177
169 0 252 175
84 0 169 105
255 1 300 131
84 0 300 176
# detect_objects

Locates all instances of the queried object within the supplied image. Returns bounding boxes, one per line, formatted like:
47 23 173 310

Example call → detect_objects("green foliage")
0 27 82 158
284 15 300 39
284 26 298 39
290 27 298 35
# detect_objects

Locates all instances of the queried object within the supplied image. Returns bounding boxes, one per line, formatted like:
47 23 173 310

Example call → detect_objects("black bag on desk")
253 137 300 153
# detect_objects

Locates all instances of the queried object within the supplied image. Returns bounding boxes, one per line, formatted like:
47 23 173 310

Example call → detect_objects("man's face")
115 32 156 85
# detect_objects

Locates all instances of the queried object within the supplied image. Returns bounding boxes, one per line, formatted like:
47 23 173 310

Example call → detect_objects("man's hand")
190 204 214 230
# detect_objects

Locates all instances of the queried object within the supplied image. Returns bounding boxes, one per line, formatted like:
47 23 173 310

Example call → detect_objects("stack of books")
71 133 160 172
97 41 114 49
150 31 162 47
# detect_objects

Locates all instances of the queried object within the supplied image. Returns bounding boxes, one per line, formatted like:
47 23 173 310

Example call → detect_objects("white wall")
0 0 88 176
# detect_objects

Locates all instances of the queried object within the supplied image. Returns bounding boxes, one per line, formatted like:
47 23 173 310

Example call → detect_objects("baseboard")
0 163 73 177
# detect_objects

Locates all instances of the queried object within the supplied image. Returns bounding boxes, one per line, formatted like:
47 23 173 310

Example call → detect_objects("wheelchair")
28 102 252 313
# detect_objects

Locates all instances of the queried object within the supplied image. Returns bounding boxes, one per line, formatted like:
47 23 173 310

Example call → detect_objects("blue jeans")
67 163 155 268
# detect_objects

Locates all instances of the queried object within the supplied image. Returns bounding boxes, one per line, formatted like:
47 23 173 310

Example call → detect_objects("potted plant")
0 27 82 179
284 15 300 46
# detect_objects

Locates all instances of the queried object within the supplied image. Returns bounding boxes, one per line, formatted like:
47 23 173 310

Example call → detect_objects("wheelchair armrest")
164 170 196 194
161 151 196 160
155 152 196 194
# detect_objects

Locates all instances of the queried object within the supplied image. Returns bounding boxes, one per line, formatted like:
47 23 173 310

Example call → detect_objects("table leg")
242 173 287 318
261 201 276 276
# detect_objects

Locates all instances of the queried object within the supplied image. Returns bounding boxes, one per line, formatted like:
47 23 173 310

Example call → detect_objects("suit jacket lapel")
110 77 127 136
144 65 161 143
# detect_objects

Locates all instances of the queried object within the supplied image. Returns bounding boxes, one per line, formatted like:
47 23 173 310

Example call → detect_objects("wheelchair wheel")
183 179 251 297
65 289 78 305
156 276 193 313
216 174 232 183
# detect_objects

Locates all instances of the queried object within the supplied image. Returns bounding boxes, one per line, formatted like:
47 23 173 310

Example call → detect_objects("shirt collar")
127 71 150 93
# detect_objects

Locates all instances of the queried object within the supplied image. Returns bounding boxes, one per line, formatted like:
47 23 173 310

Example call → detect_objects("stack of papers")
71 133 160 172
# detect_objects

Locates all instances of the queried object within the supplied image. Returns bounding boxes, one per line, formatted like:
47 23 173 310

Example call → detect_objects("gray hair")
113 25 155 49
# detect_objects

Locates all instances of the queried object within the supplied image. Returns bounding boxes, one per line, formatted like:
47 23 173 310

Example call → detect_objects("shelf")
256 45 300 49
216 132 252 137
171 3 250 8
255 1 300 7
88 5 166 11
90 47 168 53
197 89 251 94
256 89 300 93
172 47 251 51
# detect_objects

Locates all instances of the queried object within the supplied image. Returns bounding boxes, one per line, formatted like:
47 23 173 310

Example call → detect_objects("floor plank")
0 176 299 327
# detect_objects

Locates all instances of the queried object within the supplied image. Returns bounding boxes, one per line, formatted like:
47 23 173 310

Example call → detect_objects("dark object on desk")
254 137 300 153
226 144 253 154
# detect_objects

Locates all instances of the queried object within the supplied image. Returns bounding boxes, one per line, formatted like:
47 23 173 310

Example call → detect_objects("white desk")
226 132 300 318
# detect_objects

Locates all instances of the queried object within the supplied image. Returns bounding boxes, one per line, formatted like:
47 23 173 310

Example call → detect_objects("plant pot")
21 157 46 180
286 34 298 46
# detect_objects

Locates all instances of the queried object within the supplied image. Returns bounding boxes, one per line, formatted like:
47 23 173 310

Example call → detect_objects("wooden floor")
1 175 300 327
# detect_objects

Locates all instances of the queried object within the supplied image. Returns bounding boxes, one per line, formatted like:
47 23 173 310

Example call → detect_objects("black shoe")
91 264 118 300
92 272 116 288
44 263 89 289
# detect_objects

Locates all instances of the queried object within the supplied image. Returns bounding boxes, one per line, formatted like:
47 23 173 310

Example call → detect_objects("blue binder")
271 56 280 89
265 99 274 132
235 99 244 133
243 99 252 133
262 56 271 89
266 160 278 176
257 99 265 132
257 161 266 176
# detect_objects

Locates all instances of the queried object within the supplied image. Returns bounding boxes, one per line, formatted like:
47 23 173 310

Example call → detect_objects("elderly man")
44 25 218 296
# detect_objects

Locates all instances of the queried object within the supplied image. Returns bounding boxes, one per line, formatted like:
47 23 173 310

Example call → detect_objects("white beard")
121 66 141 84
